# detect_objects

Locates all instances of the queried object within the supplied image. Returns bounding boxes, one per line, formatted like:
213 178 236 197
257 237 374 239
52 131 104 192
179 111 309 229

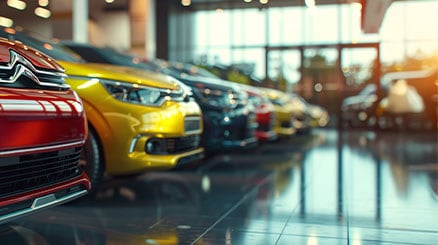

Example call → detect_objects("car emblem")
0 50 69 89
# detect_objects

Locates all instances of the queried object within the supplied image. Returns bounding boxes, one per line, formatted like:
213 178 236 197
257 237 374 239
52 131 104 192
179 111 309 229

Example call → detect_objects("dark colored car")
62 42 258 155
0 38 90 224
154 62 277 142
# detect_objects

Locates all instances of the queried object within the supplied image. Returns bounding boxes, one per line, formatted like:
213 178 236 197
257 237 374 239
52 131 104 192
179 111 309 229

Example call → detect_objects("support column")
73 0 88 43
130 0 156 59
155 0 169 59
145 0 156 59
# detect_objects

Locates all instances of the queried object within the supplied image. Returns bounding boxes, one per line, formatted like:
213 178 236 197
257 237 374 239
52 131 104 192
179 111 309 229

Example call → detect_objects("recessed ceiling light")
34 7 51 18
181 0 191 7
39 0 49 7
7 0 26 10
0 16 13 27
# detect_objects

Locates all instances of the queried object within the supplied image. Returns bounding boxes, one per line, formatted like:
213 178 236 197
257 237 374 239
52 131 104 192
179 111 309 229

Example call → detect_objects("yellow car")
0 28 204 187
63 62 204 178
259 88 297 137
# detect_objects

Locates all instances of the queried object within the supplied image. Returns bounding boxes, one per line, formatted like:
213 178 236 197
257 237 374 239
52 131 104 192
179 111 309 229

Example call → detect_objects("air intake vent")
0 147 83 198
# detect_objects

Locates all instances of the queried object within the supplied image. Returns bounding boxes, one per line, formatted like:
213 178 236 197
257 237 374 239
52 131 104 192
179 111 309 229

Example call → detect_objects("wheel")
80 127 105 190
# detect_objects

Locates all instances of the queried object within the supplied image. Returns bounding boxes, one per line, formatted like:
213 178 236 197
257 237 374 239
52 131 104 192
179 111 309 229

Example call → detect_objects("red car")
0 39 90 224
242 85 278 142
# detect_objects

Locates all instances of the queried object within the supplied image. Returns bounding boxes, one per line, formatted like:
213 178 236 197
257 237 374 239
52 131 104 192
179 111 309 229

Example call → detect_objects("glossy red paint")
246 89 278 142
0 88 87 152
0 35 64 72
0 38 90 224
255 104 277 141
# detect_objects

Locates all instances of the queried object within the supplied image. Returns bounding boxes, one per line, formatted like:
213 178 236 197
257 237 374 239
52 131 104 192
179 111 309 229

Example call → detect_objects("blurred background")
1 0 437 128
0 1 437 244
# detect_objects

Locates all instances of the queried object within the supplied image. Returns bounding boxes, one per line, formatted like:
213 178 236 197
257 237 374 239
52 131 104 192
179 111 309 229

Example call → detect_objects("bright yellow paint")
60 61 204 175
259 88 297 136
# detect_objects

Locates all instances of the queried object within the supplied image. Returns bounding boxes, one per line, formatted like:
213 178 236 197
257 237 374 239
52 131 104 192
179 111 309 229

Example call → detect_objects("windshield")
0 28 83 63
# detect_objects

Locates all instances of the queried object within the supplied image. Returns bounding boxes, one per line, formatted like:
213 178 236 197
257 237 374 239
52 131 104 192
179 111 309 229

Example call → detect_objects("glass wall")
169 1 438 80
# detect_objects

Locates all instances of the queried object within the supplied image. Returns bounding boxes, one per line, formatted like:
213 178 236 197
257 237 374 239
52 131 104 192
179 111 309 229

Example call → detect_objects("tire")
80 127 105 190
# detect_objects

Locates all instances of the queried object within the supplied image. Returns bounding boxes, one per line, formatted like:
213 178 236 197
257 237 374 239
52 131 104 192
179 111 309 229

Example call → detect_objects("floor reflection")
1 128 437 244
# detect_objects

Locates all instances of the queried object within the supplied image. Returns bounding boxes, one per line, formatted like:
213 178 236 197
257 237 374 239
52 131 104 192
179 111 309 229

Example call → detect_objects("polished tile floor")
1 128 437 245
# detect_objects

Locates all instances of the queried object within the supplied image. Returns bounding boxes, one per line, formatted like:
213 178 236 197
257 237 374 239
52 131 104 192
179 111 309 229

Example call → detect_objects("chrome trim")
31 194 56 209
0 50 69 89
0 140 85 157
99 78 186 107
129 135 141 153
0 189 88 225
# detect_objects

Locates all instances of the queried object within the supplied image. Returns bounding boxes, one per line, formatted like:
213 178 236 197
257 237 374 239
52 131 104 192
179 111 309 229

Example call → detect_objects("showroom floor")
1 128 437 245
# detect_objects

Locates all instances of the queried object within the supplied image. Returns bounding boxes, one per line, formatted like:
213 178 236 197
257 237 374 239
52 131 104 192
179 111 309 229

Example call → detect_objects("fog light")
146 139 163 154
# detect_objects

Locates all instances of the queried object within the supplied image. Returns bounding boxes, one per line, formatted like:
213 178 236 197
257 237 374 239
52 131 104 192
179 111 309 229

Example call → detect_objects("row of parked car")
0 27 329 225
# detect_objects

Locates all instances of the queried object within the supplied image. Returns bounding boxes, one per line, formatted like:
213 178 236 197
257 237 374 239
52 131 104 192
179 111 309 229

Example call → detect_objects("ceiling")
172 0 362 10
170 0 394 34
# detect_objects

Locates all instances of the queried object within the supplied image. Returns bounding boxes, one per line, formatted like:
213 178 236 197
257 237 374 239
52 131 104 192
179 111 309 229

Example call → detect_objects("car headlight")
101 79 172 106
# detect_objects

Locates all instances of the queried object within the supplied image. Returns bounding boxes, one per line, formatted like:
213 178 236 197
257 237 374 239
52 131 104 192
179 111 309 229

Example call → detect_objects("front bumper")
201 106 259 153
99 100 204 175
125 146 205 173
256 130 278 142
0 172 90 225
275 116 296 136
256 111 278 142
272 106 296 137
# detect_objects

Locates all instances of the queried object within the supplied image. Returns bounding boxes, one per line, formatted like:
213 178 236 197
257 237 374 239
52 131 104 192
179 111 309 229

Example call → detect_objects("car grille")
281 121 292 128
0 147 82 198
226 113 257 141
0 50 68 91
145 135 200 155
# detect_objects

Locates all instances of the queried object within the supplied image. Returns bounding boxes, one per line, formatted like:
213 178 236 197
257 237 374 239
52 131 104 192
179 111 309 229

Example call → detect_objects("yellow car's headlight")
101 79 178 106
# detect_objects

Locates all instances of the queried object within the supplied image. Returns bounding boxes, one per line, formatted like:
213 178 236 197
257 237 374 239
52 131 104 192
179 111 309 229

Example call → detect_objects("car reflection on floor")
1 128 437 245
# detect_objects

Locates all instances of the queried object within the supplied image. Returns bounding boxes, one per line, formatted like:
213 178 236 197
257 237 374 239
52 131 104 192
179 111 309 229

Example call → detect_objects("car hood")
0 38 64 72
59 61 181 91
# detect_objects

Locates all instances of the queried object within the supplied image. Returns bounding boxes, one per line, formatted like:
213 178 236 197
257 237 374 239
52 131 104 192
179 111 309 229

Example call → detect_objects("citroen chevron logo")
0 50 69 89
